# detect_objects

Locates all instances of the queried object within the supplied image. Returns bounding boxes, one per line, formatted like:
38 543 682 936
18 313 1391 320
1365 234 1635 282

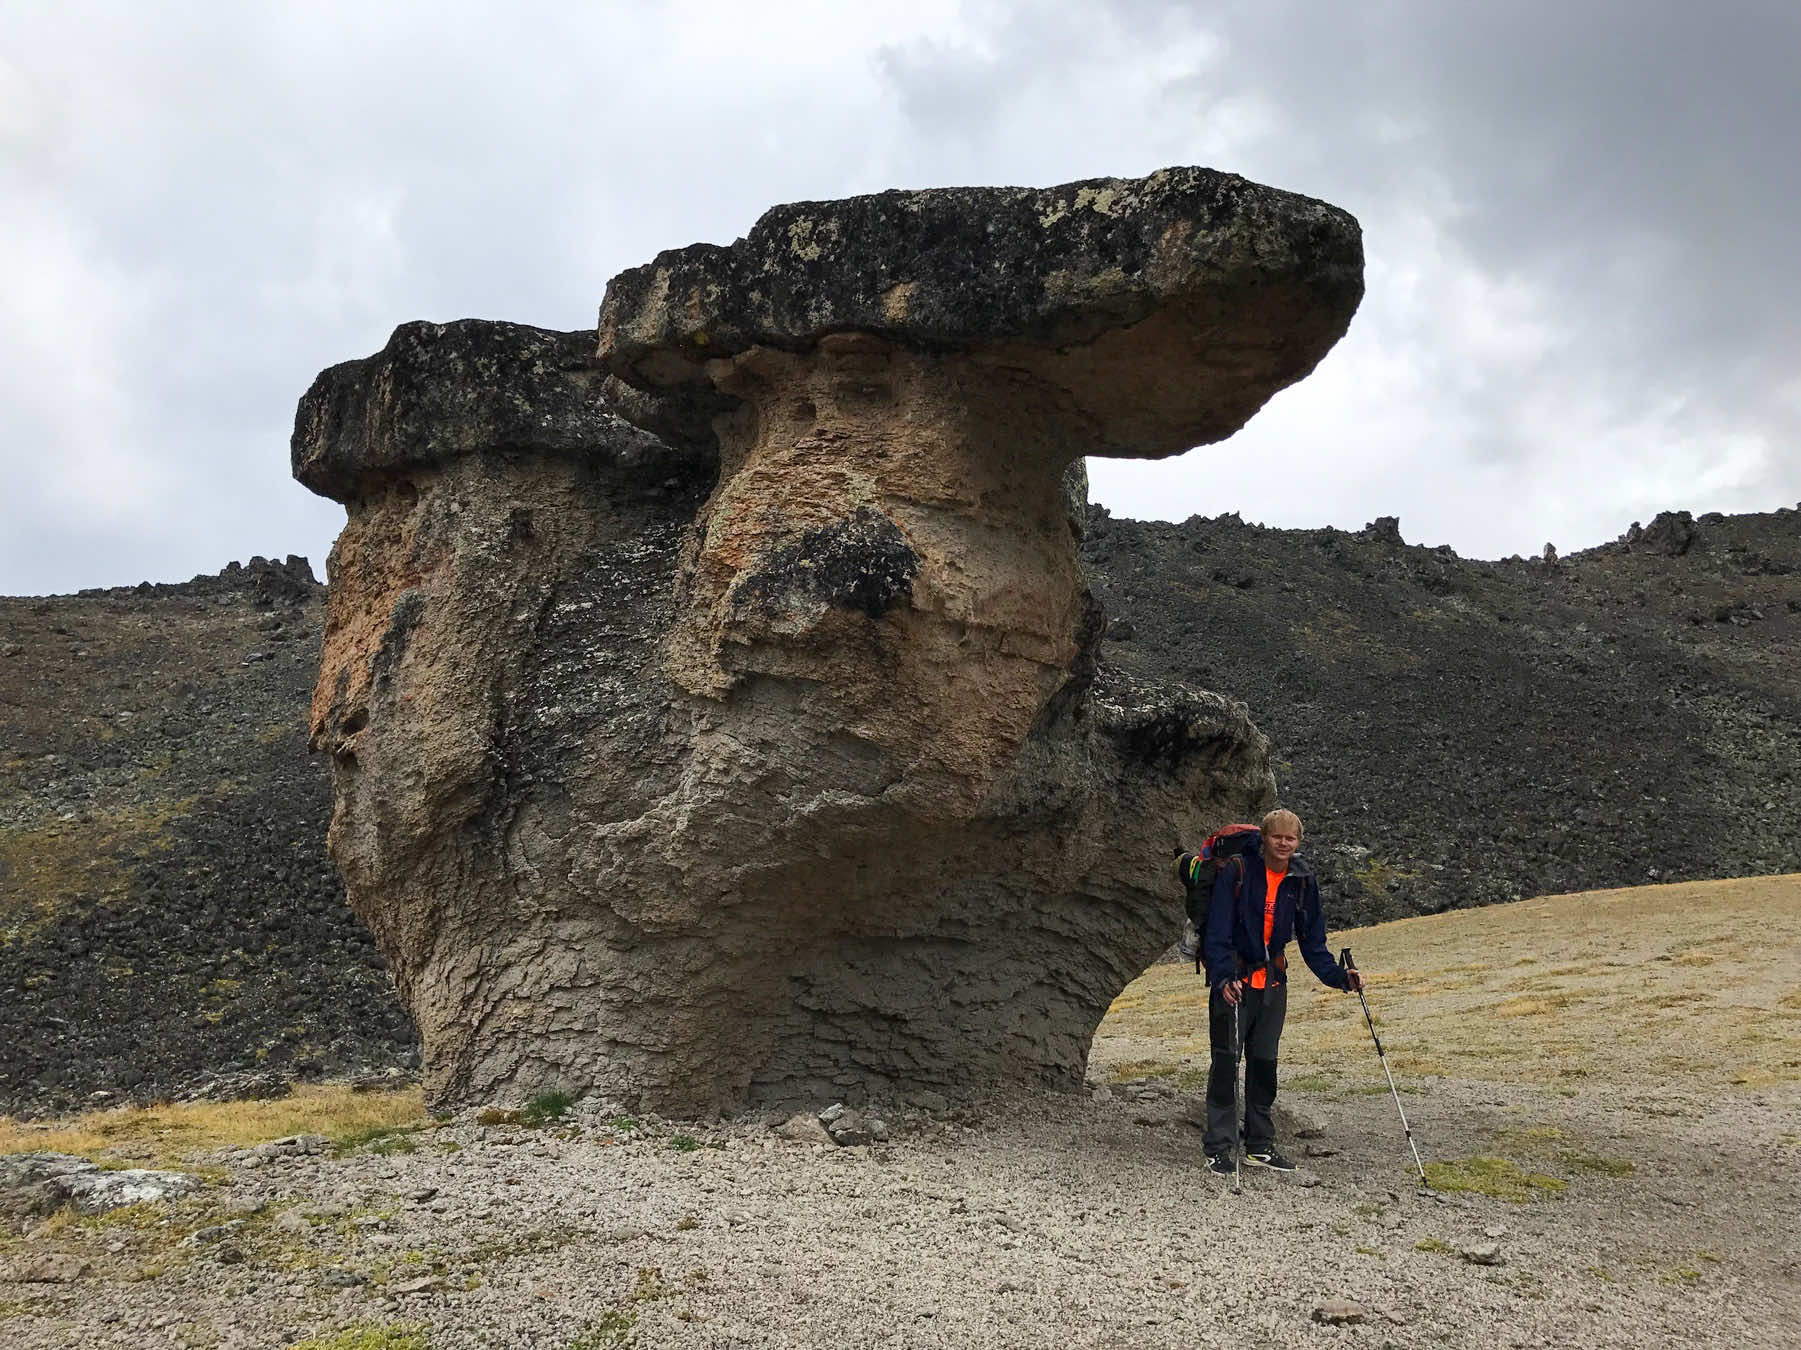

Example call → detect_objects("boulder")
294 167 1362 1115
824 1108 876 1147
0 1153 199 1216
772 1113 834 1146
13 1254 91 1283
1638 509 1699 557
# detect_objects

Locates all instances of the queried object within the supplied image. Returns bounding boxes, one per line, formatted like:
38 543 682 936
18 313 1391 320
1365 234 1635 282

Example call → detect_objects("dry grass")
1094 874 1801 1094
0 1083 427 1165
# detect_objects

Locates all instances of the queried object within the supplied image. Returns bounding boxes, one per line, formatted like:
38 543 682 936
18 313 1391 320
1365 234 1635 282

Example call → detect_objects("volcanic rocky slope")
0 561 412 1117
2 510 1797 1117
1085 505 1801 922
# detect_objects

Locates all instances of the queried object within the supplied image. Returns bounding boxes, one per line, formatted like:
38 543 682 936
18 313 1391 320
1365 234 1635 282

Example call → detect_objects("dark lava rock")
1082 503 1801 926
0 562 416 1117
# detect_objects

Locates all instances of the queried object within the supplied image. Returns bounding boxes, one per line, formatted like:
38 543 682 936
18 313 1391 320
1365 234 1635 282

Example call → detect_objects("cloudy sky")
3 0 1796 594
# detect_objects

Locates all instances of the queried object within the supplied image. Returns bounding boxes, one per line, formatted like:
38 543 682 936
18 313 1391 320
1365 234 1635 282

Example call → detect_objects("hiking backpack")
1174 824 1261 974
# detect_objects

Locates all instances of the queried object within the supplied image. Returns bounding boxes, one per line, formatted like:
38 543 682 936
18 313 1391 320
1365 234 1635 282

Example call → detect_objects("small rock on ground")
1314 1300 1365 1325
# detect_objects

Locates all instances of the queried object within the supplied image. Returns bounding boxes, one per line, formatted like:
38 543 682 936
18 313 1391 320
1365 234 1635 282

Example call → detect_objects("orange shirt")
1249 866 1286 989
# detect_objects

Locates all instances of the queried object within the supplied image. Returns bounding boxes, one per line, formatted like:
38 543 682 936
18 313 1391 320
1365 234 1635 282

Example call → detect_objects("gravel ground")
4 1073 1797 1350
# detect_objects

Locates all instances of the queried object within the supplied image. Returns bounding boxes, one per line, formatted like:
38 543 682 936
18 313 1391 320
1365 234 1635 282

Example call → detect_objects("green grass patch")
1414 1236 1452 1253
521 1091 574 1128
331 1123 424 1158
630 1266 673 1301
567 1308 638 1348
668 1134 700 1152
1423 1156 1567 1202
289 1324 429 1350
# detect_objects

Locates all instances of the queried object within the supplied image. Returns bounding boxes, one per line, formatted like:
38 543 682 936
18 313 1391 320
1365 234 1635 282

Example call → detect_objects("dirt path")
3 877 1798 1348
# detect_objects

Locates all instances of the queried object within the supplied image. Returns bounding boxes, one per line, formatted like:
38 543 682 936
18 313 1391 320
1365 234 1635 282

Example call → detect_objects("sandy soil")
3 876 1798 1349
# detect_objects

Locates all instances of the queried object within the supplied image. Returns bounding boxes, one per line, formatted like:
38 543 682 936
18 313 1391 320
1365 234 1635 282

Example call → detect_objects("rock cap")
291 320 676 502
598 165 1363 458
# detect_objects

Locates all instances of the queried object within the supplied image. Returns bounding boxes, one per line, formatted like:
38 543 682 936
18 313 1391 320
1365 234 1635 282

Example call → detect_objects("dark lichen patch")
370 591 428 685
734 508 919 621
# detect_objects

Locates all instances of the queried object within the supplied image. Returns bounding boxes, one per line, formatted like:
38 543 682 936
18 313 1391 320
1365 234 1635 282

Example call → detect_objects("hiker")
1201 807 1361 1175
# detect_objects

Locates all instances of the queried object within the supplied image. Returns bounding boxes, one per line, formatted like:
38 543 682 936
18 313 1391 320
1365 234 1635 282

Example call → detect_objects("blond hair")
1261 808 1304 839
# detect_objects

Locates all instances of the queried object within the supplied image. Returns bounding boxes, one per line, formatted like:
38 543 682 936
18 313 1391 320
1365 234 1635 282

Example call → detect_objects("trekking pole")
1340 948 1429 1188
1230 995 1243 1195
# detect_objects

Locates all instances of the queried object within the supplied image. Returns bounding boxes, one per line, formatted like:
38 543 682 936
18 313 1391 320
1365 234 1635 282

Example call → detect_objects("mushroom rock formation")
296 167 1363 1114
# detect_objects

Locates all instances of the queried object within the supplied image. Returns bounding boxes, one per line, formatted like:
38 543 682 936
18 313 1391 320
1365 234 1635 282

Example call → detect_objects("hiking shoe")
1243 1148 1297 1172
1206 1152 1235 1178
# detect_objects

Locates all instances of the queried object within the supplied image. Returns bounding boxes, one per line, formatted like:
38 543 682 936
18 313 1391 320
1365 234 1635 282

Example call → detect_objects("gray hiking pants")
1203 982 1287 1157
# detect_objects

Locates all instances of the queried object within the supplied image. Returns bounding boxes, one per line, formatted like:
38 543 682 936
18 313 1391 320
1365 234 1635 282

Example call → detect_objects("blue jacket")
1203 842 1348 992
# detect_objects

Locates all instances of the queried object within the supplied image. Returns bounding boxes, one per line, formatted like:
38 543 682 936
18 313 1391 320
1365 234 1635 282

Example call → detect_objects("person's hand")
1344 968 1363 993
1219 979 1243 1006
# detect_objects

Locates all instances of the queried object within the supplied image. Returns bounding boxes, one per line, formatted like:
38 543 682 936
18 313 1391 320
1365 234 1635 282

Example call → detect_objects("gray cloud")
2 1 1795 594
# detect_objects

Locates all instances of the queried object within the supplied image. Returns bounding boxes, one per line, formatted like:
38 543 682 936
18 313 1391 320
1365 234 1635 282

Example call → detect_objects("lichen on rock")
293 166 1363 1114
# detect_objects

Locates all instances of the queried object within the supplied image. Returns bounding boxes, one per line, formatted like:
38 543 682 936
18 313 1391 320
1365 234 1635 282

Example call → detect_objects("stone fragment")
817 1103 847 1125
180 1221 246 1247
1458 1241 1505 1266
0 1153 94 1191
1313 1300 1365 1325
294 167 1361 1116
773 1113 833 1146
251 1134 328 1163
826 1109 875 1146
15 1254 91 1282
1273 1102 1326 1139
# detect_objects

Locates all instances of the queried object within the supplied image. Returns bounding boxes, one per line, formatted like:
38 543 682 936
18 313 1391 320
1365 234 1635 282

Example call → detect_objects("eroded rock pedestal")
294 167 1363 1113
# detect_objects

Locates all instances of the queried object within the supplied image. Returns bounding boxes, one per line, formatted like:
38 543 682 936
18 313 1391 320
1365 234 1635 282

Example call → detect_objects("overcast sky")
3 0 1796 594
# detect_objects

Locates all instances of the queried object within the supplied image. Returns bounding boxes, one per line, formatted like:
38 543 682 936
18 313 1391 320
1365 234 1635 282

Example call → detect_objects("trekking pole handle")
1340 947 1356 973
